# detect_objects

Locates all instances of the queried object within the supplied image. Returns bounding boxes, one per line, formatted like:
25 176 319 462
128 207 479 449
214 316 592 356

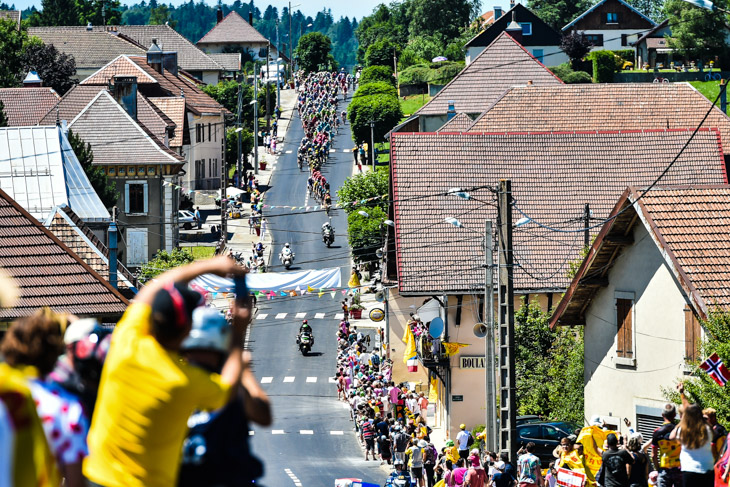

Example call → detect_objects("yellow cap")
460 424 466 429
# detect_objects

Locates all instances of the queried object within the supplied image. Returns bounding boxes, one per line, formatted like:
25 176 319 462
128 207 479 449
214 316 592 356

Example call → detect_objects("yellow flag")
307 286 315 293
403 323 417 365
348 271 361 288
442 342 469 356
428 376 438 403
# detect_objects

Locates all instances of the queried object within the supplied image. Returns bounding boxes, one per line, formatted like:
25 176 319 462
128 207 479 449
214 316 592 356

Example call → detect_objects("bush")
427 61 464 85
611 49 634 64
348 93 403 144
590 50 616 83
337 166 390 214
549 63 573 81
564 70 592 83
353 81 398 99
138 248 194 283
365 39 398 67
360 65 396 86
398 64 432 85
346 205 387 263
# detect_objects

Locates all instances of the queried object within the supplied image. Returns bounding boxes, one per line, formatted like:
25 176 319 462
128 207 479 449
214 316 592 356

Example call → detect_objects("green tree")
665 0 729 63
352 81 398 99
624 0 666 23
21 40 77 95
365 38 398 67
528 0 593 30
560 31 593 70
296 31 332 72
346 205 387 262
0 99 7 127
347 93 403 144
32 0 79 25
138 248 194 284
77 0 122 26
148 4 177 28
359 65 395 86
515 298 585 425
0 17 27 87
68 129 119 209
224 126 254 167
406 0 480 40
337 166 390 213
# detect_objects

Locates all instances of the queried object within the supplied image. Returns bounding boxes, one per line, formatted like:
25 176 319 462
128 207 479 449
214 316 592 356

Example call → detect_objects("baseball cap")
460 423 466 430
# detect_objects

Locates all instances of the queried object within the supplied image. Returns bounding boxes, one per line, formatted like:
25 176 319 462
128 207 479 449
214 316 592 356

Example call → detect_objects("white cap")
64 318 99 345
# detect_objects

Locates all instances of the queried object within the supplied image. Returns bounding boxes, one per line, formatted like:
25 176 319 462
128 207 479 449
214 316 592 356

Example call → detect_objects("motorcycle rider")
322 221 334 243
297 320 314 346
253 242 265 257
279 243 294 264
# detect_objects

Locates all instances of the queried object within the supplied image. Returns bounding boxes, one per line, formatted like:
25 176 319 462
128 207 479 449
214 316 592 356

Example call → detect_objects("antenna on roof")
56 105 60 126
86 22 92 31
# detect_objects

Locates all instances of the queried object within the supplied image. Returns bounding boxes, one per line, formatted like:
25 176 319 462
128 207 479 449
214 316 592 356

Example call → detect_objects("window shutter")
616 298 633 358
141 230 149 264
143 182 149 214
684 306 701 362
124 183 130 213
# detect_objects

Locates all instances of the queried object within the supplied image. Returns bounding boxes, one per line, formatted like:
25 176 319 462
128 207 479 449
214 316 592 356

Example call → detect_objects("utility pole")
220 133 228 245
484 220 497 452
265 44 271 132
584 203 590 247
370 120 375 166
289 1 293 80
275 20 281 111
236 78 243 186
497 179 516 464
254 64 259 175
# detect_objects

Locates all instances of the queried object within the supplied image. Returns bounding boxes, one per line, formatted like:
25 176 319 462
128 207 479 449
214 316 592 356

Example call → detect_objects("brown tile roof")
390 129 727 295
551 185 730 327
147 96 185 147
0 88 60 126
0 10 20 28
437 113 474 132
28 25 223 72
27 28 146 69
81 55 159 85
137 93 176 143
0 188 128 320
197 11 268 45
416 32 562 116
468 83 730 156
208 53 242 71
68 90 184 165
45 206 138 293
646 37 671 49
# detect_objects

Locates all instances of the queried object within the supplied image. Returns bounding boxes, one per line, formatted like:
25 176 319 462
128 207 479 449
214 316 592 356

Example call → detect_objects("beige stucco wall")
583 221 691 436
182 112 224 190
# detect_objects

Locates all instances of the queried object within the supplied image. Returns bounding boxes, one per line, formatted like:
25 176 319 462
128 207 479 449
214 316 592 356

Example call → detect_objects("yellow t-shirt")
83 303 231 487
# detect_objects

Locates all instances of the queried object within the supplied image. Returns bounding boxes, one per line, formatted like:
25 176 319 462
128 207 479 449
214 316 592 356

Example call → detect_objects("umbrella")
432 56 448 62
225 186 245 198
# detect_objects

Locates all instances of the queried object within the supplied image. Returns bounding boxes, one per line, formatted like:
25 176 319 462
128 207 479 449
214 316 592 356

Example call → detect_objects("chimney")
108 221 118 290
249 11 253 26
217 6 224 23
113 76 138 120
23 70 42 87
147 39 163 74
162 51 178 76
505 10 522 44
510 0 516 7
447 100 456 121
86 22 92 31
494 6 503 20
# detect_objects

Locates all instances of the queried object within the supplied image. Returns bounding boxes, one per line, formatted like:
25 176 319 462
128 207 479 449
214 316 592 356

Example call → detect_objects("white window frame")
520 22 532 35
124 180 149 216
615 291 636 367
126 227 149 266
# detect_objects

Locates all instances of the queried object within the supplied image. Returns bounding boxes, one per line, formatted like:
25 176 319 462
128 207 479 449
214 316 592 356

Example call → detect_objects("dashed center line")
272 429 285 434
285 150 293 154
261 377 273 384
328 377 337 383
295 312 307 318
330 430 344 435
306 377 317 383
334 313 344 320
283 376 295 382
257 313 268 320
300 430 314 434
314 312 325 319
275 313 287 319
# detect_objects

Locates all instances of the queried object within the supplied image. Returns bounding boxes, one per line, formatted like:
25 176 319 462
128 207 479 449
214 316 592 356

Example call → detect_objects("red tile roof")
147 97 186 147
0 188 128 320
469 84 730 154
415 32 562 116
551 185 730 327
0 10 20 28
197 11 268 45
437 113 474 132
0 88 60 126
390 129 727 294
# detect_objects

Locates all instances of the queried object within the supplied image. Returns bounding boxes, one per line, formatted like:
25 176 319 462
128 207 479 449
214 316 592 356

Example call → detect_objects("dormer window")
520 22 532 35
607 12 618 23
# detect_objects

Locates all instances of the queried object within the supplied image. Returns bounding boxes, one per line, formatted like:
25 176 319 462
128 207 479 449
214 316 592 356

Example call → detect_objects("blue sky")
10 0 384 20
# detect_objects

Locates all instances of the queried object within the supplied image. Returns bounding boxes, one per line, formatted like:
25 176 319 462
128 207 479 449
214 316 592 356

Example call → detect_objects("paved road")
249 96 384 486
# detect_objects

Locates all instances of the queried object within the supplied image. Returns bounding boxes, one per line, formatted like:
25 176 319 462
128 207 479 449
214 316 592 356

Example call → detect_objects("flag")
442 342 470 356
403 324 418 372
428 376 438 403
556 467 585 487
307 286 315 293
700 353 730 386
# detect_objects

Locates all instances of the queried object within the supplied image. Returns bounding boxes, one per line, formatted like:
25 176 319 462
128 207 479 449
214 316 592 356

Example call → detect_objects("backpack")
424 445 436 464
395 432 410 451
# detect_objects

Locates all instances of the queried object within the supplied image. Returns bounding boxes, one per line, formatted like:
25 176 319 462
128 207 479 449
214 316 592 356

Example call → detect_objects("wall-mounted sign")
452 395 464 402
460 356 485 369
369 308 385 322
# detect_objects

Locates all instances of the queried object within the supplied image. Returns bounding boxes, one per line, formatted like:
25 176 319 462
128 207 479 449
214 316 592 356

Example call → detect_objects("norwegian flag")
700 353 730 386
556 468 585 487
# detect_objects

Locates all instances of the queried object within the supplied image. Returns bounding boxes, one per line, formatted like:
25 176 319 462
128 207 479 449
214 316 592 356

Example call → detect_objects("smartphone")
234 275 250 307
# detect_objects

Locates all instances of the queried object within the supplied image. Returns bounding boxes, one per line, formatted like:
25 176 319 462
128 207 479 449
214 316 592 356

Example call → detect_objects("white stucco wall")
584 29 644 52
466 45 568 67
182 112 224 190
584 222 692 437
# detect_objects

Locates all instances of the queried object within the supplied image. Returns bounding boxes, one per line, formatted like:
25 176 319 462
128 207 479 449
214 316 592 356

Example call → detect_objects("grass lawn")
690 80 725 108
186 246 216 260
400 94 431 119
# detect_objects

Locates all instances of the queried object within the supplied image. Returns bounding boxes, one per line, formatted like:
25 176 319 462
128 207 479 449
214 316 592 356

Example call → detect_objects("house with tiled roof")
28 25 225 84
436 112 474 132
562 0 655 51
44 205 139 297
197 10 270 61
0 187 128 326
464 2 569 66
68 90 185 267
633 19 673 69
0 125 110 238
0 9 20 29
0 87 60 126
396 31 562 133
81 52 227 190
384 128 727 438
550 185 730 437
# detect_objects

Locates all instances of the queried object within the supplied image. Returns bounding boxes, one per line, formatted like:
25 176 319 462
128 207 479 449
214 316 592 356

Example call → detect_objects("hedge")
360 65 395 86
427 62 464 85
352 81 398 99
549 63 592 84
398 64 432 85
347 93 403 144
590 50 616 83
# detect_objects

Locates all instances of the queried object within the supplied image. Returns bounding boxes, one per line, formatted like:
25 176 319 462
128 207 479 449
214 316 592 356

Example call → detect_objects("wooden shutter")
124 183 130 213
142 182 148 214
616 298 633 358
684 306 701 362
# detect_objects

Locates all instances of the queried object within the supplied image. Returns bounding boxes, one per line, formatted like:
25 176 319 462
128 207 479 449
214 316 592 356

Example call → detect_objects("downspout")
443 294 451 438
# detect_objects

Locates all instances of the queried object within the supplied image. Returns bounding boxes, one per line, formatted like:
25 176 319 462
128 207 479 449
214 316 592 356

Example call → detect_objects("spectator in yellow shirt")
83 257 250 487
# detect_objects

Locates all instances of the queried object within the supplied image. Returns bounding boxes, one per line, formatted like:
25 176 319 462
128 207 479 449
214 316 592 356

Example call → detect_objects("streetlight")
275 57 283 117
250 97 259 175
681 0 729 12
369 120 375 167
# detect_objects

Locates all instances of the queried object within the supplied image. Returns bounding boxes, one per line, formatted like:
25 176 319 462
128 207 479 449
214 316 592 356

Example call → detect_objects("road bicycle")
705 71 722 81
653 77 669 83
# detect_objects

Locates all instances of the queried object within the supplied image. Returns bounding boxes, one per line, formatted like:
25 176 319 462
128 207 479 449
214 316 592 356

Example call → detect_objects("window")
532 49 544 62
520 22 532 35
209 158 212 176
208 123 211 141
606 12 618 23
621 34 628 46
616 296 634 363
684 306 702 363
519 425 540 439
542 426 562 441
584 34 604 46
125 181 148 215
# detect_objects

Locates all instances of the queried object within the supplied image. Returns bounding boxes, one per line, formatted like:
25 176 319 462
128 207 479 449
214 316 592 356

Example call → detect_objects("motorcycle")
383 473 411 487
298 333 313 355
280 251 294 270
322 228 334 247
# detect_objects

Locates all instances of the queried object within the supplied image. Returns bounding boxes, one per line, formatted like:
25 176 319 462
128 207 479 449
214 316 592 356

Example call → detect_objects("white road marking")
330 430 344 435
328 377 337 383
334 313 344 320
314 312 325 319
304 189 310 207
249 430 255 435
285 468 303 486
257 313 268 320
285 150 293 154
295 312 307 318
283 376 295 382
300 430 314 434
275 313 287 319
261 377 273 384
306 377 317 383
329 149 335 153
272 429 286 434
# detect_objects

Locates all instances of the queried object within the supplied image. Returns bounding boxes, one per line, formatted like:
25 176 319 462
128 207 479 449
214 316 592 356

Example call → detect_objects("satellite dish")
429 317 444 339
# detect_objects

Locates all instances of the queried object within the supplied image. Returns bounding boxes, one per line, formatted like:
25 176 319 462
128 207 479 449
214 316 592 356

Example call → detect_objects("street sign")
369 308 385 322
452 395 464 402
460 356 486 369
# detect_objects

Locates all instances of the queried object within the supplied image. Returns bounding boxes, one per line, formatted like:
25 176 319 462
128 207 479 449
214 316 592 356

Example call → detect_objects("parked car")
178 210 197 230
516 415 542 425
516 422 578 466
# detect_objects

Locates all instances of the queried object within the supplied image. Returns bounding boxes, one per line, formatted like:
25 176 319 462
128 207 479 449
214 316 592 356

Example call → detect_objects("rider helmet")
182 307 231 353
285 243 290 248
302 319 308 325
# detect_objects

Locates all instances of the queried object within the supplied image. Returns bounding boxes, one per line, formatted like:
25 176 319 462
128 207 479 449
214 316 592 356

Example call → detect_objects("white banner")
191 267 342 293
